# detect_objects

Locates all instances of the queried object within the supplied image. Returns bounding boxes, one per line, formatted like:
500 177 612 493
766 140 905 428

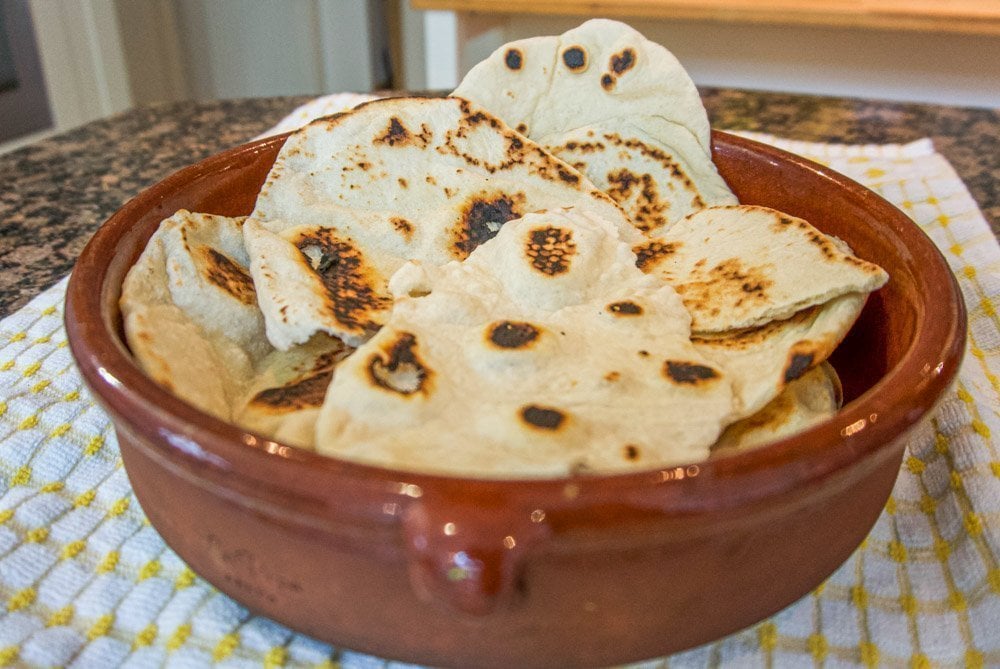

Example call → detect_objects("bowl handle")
401 493 551 616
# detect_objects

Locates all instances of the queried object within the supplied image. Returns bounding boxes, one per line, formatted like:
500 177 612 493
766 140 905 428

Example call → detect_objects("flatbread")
244 95 632 350
544 119 737 233
121 211 265 420
235 334 352 449
121 210 348 442
453 18 737 232
315 208 734 476
120 19 890 478
711 362 842 454
636 205 888 333
692 293 865 418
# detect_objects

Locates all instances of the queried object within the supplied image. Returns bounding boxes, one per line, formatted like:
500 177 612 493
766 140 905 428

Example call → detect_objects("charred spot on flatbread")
623 444 641 462
505 48 523 70
200 247 256 306
605 167 648 204
610 48 637 74
454 98 501 130
664 361 720 385
516 122 528 134
606 168 640 200
375 116 432 148
599 48 637 92
488 321 541 349
368 332 432 396
673 258 774 320
773 215 800 231
377 117 409 145
605 168 669 232
602 133 705 209
525 226 576 276
548 139 607 177
807 230 842 260
520 404 567 431
294 229 390 333
251 371 332 413
390 216 414 241
784 350 816 383
633 240 680 272
607 301 643 316
555 166 580 185
452 192 526 259
250 348 349 413
561 46 588 71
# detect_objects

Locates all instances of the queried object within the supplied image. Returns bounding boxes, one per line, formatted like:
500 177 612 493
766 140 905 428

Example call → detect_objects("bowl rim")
64 129 967 524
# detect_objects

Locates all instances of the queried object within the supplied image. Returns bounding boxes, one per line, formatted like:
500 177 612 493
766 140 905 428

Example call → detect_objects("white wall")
170 0 386 100
113 0 188 104
396 0 427 90
28 0 131 131
17 2 999 152
415 12 1000 109
15 0 389 145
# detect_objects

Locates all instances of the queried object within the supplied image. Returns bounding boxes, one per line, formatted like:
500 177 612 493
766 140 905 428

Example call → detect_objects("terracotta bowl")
65 130 965 668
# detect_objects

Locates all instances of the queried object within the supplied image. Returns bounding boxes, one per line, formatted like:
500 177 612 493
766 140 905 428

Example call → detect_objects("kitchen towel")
0 103 998 667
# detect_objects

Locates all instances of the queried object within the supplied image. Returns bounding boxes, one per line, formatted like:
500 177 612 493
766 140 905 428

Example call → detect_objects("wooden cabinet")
412 0 1000 35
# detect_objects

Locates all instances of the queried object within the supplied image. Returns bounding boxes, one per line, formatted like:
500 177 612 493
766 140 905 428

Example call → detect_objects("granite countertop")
1 89 998 318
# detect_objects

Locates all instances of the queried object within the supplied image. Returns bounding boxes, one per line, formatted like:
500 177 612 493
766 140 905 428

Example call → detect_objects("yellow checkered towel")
1 129 997 667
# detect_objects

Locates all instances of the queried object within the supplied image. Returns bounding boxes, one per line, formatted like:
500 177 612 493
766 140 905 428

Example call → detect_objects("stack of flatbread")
121 19 887 477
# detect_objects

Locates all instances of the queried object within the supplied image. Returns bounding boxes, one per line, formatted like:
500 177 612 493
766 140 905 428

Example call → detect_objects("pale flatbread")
121 210 348 442
453 18 737 232
245 95 632 350
692 293 865 418
235 334 352 449
711 363 842 454
121 211 265 420
315 209 734 477
636 205 888 333
544 119 736 233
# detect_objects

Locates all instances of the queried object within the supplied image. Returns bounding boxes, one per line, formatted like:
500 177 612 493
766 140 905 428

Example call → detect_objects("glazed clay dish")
65 130 965 668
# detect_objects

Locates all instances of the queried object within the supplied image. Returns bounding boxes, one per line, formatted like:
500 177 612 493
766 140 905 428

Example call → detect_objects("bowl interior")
711 137 921 405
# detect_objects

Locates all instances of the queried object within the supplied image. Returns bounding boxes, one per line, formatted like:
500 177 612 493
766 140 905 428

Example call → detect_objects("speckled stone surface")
701 88 1000 234
1 90 997 317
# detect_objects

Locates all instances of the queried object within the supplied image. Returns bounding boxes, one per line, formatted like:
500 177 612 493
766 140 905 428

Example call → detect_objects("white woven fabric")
1 105 998 666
